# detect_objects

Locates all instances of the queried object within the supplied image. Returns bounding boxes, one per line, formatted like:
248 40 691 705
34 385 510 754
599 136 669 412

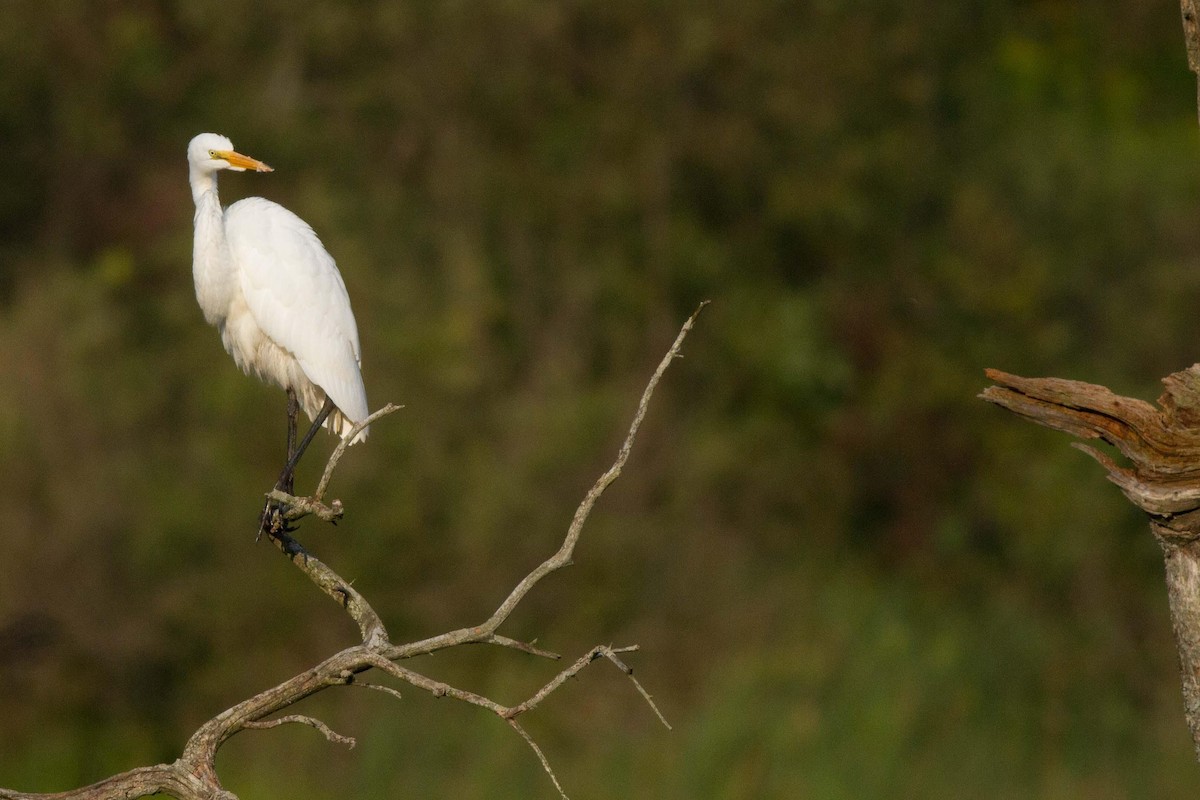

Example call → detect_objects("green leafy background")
3 1 1200 797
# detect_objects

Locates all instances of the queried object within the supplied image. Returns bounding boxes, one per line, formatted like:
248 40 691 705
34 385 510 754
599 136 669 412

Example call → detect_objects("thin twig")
482 303 707 632
596 647 672 730
244 714 356 748
505 644 671 729
485 634 562 660
314 403 403 502
508 719 569 800
359 641 671 795
359 654 572 797
380 302 709 664
348 680 406 703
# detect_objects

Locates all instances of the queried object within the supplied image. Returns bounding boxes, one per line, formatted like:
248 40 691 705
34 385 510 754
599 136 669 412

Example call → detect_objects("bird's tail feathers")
326 407 369 444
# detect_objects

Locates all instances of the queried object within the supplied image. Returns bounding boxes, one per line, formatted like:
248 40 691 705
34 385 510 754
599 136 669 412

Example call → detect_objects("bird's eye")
208 150 216 157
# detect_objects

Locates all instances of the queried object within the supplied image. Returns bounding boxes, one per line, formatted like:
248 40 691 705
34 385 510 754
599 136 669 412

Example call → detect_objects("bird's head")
187 133 273 175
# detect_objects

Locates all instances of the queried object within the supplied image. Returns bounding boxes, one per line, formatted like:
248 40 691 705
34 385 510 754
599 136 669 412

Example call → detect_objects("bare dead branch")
314 403 404 502
0 307 705 799
478 301 709 635
268 489 344 523
244 714 356 748
261 525 389 646
0 763 237 800
982 364 1200 759
379 301 709 664
504 644 672 730
484 634 562 660
359 641 668 797
361 652 511 715
508 719 569 800
595 646 673 731
347 679 405 703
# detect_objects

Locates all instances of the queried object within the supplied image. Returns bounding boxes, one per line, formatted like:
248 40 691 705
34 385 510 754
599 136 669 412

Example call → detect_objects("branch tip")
508 719 570 800
244 714 356 748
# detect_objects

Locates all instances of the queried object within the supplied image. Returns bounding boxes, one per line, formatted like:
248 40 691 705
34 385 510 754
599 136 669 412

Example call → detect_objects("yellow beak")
212 149 273 173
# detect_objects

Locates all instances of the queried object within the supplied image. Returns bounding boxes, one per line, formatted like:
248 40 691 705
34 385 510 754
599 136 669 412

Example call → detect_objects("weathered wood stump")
982 366 1200 760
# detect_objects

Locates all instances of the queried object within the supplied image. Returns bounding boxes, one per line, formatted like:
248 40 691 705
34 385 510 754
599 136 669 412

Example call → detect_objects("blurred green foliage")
3 0 1200 797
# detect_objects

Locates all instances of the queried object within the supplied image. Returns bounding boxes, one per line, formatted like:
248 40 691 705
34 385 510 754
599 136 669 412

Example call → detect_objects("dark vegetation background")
3 1 1200 797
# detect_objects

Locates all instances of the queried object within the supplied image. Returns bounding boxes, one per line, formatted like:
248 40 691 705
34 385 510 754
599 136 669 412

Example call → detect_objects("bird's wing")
224 197 369 424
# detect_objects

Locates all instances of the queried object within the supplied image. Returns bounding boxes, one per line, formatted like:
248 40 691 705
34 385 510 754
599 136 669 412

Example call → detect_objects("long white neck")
190 168 237 326
189 166 217 204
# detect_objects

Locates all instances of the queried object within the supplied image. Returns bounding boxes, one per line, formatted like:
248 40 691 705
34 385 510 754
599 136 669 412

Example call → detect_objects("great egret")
187 132 369 498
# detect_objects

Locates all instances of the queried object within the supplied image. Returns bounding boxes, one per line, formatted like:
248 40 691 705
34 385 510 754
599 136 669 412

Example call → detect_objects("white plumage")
187 132 369 444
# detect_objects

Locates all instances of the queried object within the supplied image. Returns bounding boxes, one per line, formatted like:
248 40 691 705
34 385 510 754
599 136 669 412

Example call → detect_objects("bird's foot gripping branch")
982 365 1200 760
261 402 404 535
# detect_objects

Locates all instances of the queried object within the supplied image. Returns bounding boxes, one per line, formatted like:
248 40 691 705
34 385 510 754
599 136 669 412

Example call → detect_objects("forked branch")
0 305 705 800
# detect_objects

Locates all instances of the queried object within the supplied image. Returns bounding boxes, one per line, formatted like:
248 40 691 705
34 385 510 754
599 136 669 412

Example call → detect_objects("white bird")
187 132 369 496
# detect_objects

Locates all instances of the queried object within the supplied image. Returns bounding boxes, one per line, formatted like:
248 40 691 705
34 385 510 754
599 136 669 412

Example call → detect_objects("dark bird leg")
260 395 335 539
276 396 335 493
284 388 299 493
